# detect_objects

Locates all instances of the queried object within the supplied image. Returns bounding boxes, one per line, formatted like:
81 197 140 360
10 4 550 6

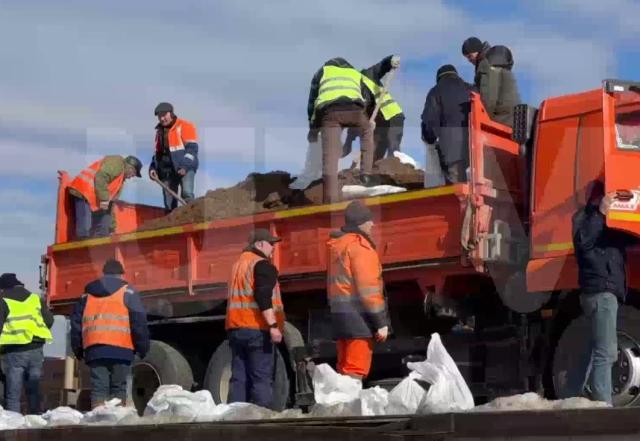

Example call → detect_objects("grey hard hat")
124 155 143 177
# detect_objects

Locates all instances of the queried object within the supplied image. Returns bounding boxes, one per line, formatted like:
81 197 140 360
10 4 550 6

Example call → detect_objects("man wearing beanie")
0 273 53 414
461 36 521 127
326 201 390 380
70 259 149 408
149 102 199 212
421 64 473 184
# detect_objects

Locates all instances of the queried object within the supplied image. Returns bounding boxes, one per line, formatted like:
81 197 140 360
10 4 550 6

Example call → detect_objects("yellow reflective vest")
0 294 52 346
313 66 364 120
361 75 403 121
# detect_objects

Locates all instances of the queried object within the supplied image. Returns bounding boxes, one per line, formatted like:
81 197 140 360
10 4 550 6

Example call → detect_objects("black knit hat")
0 273 23 290
248 228 282 245
345 201 373 227
462 37 483 55
103 259 125 275
436 64 458 81
154 102 174 116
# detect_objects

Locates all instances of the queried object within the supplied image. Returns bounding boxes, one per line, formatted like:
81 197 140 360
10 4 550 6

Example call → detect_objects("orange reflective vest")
82 285 134 350
225 251 285 331
68 158 124 211
327 232 387 338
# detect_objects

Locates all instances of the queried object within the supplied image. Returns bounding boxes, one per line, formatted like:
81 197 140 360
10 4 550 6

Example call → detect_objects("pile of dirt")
138 157 425 231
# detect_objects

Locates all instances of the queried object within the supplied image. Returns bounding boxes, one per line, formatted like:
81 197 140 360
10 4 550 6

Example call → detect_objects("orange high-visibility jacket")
68 158 124 211
225 252 285 331
327 231 389 339
154 118 199 172
82 285 134 350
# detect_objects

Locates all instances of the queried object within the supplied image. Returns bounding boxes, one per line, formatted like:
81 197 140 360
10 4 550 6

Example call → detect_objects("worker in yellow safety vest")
343 55 405 162
307 58 375 203
0 273 53 414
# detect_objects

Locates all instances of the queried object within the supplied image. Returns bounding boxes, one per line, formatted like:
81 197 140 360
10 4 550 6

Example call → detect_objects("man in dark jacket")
343 55 404 162
421 65 472 184
307 58 374 203
569 181 637 404
461 37 521 127
70 259 149 408
0 274 54 414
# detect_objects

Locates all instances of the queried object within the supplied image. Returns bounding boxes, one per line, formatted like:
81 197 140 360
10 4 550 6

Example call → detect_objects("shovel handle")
151 176 188 206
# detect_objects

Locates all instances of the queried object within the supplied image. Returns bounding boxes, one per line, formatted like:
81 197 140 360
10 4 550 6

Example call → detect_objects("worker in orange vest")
68 155 142 239
225 229 285 408
149 102 199 212
70 259 149 408
327 201 390 380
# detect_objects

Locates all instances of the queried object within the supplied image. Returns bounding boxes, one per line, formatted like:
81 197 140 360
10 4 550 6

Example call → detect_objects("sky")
0 0 639 291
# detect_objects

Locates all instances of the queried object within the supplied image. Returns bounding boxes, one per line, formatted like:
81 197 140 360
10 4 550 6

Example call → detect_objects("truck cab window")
616 110 640 150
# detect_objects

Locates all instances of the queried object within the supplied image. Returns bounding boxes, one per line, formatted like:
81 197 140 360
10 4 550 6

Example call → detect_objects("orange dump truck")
41 81 640 411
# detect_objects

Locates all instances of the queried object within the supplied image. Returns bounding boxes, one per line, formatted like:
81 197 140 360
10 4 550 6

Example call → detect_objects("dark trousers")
1 347 44 414
73 196 112 239
321 108 374 203
228 328 275 409
373 123 404 162
88 359 131 408
160 170 195 212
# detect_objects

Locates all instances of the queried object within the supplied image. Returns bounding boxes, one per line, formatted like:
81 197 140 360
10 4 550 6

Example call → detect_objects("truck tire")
132 340 194 413
553 305 640 407
203 339 289 411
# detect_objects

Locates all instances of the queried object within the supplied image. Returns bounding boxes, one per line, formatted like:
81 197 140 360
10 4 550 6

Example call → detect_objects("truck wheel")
132 340 194 414
553 305 640 406
203 339 289 411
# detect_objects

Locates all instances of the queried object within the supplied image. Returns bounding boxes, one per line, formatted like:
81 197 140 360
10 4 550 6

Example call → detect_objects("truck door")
602 80 640 237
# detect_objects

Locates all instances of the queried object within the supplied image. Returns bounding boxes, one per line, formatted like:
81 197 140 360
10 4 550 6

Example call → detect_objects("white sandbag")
308 400 360 418
312 363 362 406
473 392 609 412
393 151 421 170
0 408 26 430
23 414 47 429
42 406 83 426
144 385 217 423
82 399 139 425
407 333 474 413
217 402 277 421
342 185 406 198
386 373 428 415
359 386 388 416
290 140 322 190
423 143 445 188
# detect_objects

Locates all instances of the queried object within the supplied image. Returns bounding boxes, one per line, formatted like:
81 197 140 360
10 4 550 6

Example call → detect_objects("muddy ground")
138 157 424 231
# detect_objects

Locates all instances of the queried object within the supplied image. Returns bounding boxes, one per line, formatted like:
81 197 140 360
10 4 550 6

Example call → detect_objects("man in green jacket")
68 155 142 239
462 37 521 127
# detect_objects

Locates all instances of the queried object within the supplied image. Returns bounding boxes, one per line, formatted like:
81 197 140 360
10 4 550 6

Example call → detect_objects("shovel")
150 174 187 206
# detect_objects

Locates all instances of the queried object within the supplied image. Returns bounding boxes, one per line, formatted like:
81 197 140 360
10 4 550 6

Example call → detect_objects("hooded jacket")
474 42 521 127
421 72 473 166
0 286 54 353
70 275 150 363
307 58 366 127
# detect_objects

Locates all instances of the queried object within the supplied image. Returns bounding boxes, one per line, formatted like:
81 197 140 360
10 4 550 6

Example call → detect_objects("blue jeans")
228 328 275 409
567 292 618 404
162 170 195 212
73 196 112 239
1 347 44 414
88 360 131 408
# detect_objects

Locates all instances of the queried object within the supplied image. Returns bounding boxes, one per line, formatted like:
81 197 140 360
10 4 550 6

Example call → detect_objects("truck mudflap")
603 80 640 238
5 408 640 441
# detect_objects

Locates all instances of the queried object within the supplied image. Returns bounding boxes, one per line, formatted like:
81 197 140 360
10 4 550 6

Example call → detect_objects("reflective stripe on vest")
0 294 52 346
361 75 403 121
314 66 364 118
225 251 285 331
68 158 125 211
167 118 197 152
82 285 133 350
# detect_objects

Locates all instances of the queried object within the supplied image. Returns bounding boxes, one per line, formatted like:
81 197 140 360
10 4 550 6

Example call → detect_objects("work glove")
390 55 401 68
